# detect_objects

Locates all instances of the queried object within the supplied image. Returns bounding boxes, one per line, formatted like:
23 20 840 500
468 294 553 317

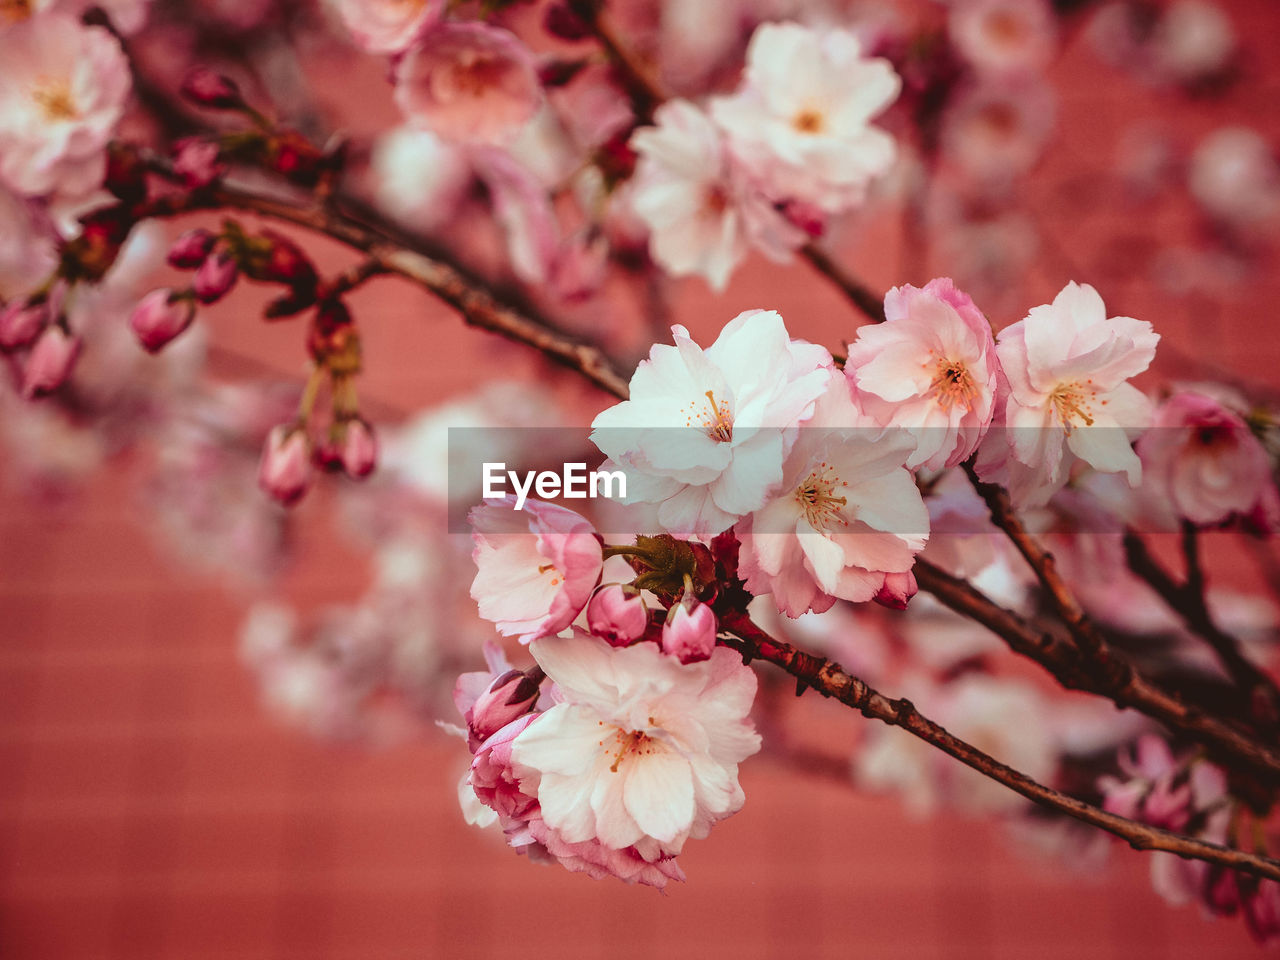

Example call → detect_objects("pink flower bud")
465 668 541 749
874 570 919 610
258 425 312 507
129 289 196 353
587 583 648 646
0 298 48 351
173 138 226 189
661 598 717 664
180 68 245 109
193 249 239 303
21 326 80 400
167 228 217 268
252 230 317 289
341 417 377 479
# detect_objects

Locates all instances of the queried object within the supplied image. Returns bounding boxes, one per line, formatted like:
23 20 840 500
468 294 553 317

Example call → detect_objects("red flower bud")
167 229 217 268
180 68 245 109
193 249 239 303
129 289 196 353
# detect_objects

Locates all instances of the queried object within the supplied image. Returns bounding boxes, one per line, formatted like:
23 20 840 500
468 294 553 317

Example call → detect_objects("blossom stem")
913 556 1280 785
718 608 1280 882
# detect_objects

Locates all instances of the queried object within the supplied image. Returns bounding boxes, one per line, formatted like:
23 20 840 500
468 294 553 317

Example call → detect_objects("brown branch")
799 244 887 324
135 173 631 401
718 609 1280 882
962 460 1128 678
1123 527 1280 725
913 557 1280 784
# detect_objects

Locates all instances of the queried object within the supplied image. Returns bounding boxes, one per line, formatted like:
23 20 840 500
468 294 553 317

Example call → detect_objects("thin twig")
718 609 1280 882
134 172 632 401
1123 527 1280 724
913 557 1280 784
799 244 887 324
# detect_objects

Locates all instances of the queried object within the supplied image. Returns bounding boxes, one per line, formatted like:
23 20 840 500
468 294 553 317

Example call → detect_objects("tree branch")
913 557 1280 784
135 172 632 401
718 608 1280 882
1123 527 1280 725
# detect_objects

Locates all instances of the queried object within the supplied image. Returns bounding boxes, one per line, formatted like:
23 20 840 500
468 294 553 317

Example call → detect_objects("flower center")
985 10 1029 46
30 78 78 122
607 724 656 773
792 107 826 134
1050 380 1097 434
686 390 734 443
440 52 507 100
536 562 561 587
795 461 849 531
930 358 979 411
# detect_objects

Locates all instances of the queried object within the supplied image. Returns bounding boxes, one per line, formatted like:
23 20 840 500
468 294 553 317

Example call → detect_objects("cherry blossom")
710 22 901 215
948 0 1057 77
1137 388 1275 527
590 309 831 537
510 633 760 860
980 281 1159 507
0 13 130 201
846 278 1001 472
468 497 603 644
628 99 805 292
394 22 543 146
737 369 929 617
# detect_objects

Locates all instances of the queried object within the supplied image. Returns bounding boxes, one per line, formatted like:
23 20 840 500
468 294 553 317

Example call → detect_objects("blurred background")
4 0 1280 956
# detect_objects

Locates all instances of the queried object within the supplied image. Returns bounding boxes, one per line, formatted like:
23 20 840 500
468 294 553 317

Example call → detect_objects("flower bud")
130 289 196 353
180 67 245 109
587 583 648 646
193 248 239 303
873 570 918 610
1203 867 1241 917
341 417 377 479
465 668 541 749
105 142 148 205
21 326 80 400
1244 880 1280 945
258 425 312 507
168 229 218 268
253 230 317 290
662 597 717 664
173 138 226 189
0 298 48 351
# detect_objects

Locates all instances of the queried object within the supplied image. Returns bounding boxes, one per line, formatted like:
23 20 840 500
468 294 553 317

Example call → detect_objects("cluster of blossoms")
2 0 1279 944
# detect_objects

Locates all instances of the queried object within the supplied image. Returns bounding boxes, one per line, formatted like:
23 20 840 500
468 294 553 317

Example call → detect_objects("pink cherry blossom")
468 496 603 644
948 0 1057 76
471 147 560 285
709 22 901 216
333 0 443 54
394 22 542 146
846 278 1001 471
980 281 1159 507
737 370 929 617
1137 388 1274 527
510 633 760 860
939 79 1056 193
0 13 131 200
628 99 806 292
1097 735 1192 831
590 309 831 537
